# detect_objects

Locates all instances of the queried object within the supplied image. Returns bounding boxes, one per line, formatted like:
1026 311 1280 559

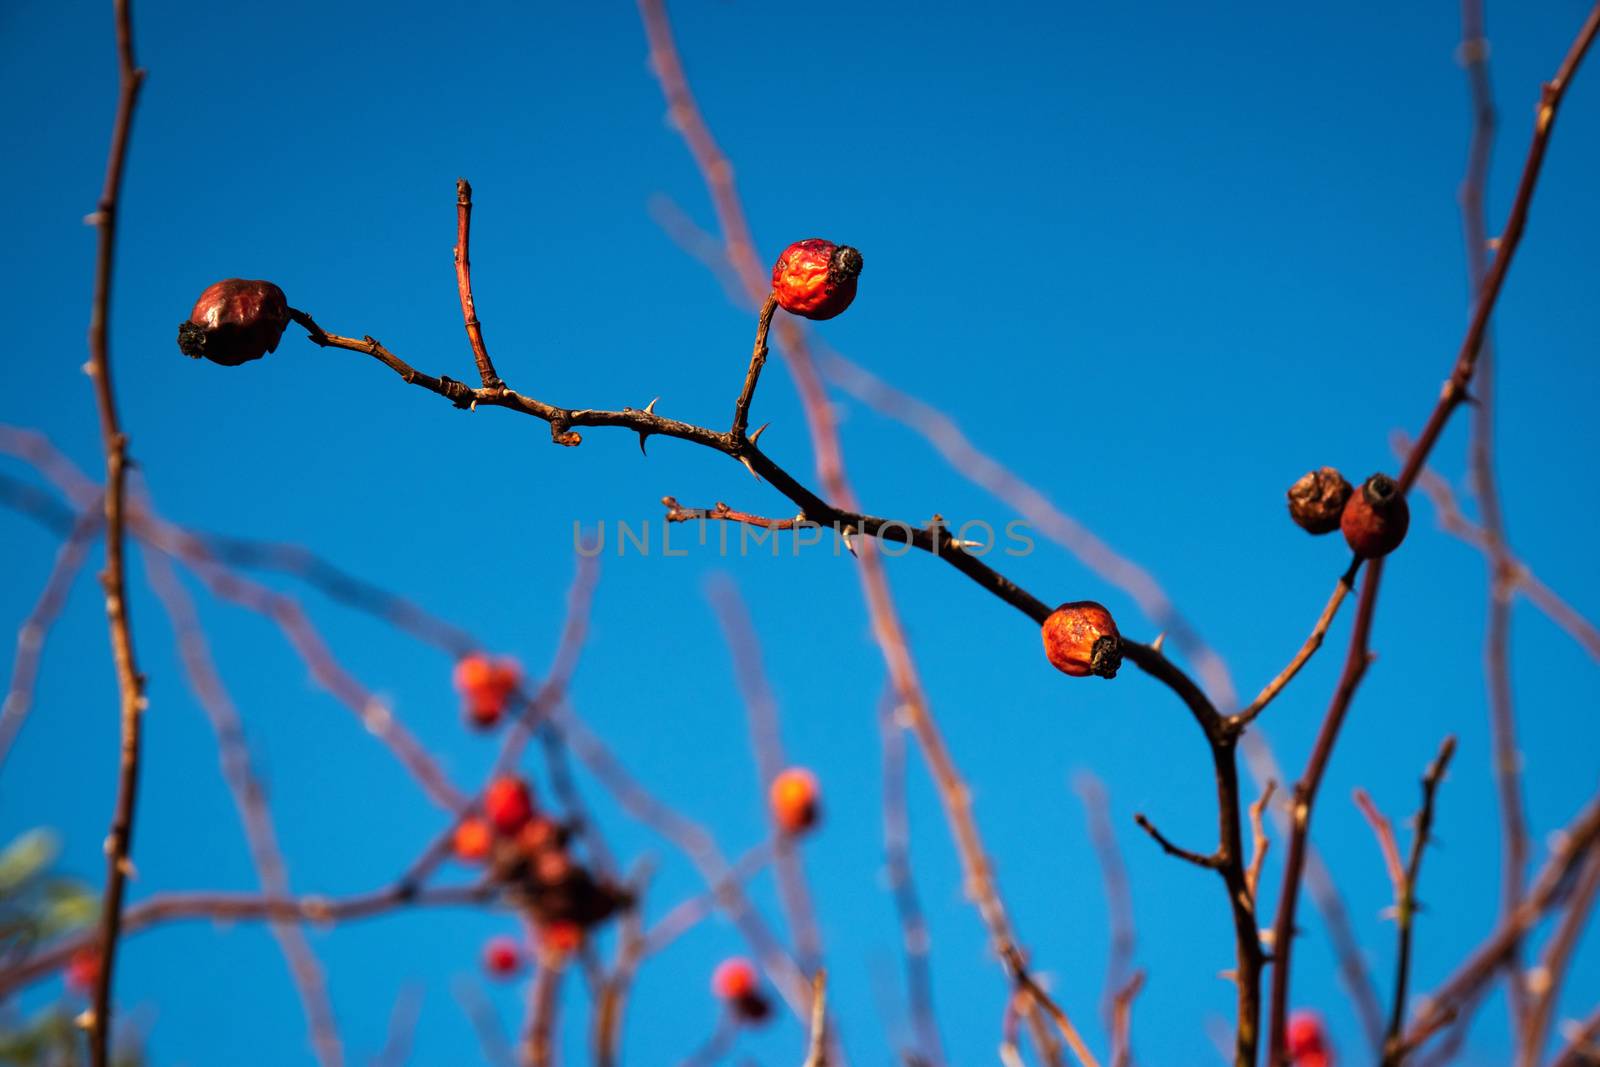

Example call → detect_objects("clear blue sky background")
2 1 1598 1063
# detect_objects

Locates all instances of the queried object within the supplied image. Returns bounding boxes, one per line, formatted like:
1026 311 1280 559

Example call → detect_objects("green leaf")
0 830 58 895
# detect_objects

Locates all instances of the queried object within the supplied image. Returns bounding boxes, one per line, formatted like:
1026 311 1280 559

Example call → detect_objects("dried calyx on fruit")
771 238 863 320
1341 472 1410 558
1041 601 1122 679
1287 467 1352 535
176 279 290 366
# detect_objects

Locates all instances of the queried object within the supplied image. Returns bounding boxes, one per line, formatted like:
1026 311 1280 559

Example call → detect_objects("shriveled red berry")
1340 473 1410 558
771 239 863 320
176 279 290 366
482 936 523 978
65 947 100 995
452 817 493 863
484 777 535 835
1287 467 1353 535
711 957 758 1001
1286 1010 1332 1067
1041 601 1122 679
769 767 821 835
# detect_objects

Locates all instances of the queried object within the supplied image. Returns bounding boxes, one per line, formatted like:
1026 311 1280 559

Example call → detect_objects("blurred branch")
0 502 101 768
141 549 344 1067
708 575 823 973
1519 850 1600 1065
881 701 945 1067
1073 774 1136 1038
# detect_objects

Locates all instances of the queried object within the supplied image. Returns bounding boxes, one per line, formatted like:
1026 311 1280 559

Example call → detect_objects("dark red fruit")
1287 467 1353 535
177 279 290 366
1042 601 1122 679
771 239 862 320
484 776 535 835
1340 473 1410 558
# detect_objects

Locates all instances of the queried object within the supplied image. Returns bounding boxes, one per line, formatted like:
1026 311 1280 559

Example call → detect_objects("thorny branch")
83 1 148 1062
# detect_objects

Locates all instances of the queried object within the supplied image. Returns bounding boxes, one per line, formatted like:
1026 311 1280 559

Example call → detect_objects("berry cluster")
452 653 523 730
1287 467 1410 558
454 775 630 969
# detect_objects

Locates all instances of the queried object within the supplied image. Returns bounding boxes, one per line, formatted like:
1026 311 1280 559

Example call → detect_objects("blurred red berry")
64 947 100 995
1041 601 1122 679
1287 1011 1333 1067
452 817 493 863
771 238 863 320
176 278 290 366
453 653 521 730
769 767 821 835
484 777 534 835
711 957 758 1001
516 815 559 855
539 921 584 956
482 936 522 978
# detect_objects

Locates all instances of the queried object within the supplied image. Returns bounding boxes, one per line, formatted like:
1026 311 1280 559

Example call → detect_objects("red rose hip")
1286 1010 1332 1067
1340 473 1410 558
771 238 863 320
177 278 290 366
1042 601 1122 679
482 936 523 978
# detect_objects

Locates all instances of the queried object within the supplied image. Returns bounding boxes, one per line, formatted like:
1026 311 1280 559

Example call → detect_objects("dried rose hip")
769 767 820 835
1041 601 1122 679
771 238 863 320
1340 473 1410 558
1287 467 1352 535
176 279 290 366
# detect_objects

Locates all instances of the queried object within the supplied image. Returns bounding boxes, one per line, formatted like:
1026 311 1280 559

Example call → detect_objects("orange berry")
1041 601 1122 679
452 817 493 863
711 957 758 1001
484 777 534 835
516 815 559 855
483 936 522 978
455 655 522 729
771 239 863 320
769 767 820 835
453 654 495 693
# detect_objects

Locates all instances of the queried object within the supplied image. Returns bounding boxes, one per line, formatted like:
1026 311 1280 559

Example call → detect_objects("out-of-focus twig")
141 548 344 1067
1519 851 1600 1066
707 574 823 973
453 975 516 1067
371 982 424 1067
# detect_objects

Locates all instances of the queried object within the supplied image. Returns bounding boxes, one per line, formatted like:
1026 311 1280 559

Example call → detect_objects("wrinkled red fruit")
1340 473 1410 558
1286 1010 1332 1067
771 239 863 320
482 936 522 978
177 279 290 366
1041 601 1122 679
1287 467 1353 535
484 776 535 835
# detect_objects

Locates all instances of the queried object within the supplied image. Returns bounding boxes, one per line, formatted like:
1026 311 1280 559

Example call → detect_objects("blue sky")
2 1 1598 1063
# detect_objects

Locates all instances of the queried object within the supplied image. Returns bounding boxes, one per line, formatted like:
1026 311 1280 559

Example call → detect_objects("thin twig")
1073 773 1137 1038
453 975 516 1067
1379 737 1458 1065
0 504 101 767
453 178 504 389
732 293 778 438
1133 814 1220 870
803 969 830 1067
1519 850 1600 1065
881 701 945 1067
1109 971 1146 1067
524 952 564 1067
1245 781 1276 906
83 1 148 1061
141 549 344 1067
708 574 824 973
